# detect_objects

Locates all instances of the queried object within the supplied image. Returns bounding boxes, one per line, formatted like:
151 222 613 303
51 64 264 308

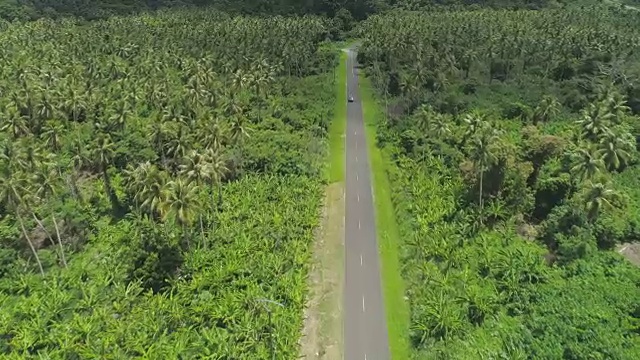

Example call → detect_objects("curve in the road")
343 47 390 360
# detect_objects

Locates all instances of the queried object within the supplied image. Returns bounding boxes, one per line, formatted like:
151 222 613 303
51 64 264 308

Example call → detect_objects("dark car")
348 95 354 102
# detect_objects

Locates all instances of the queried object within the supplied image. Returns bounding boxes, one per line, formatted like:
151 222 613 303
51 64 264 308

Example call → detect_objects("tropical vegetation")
0 9 339 358
3 0 640 358
356 5 640 358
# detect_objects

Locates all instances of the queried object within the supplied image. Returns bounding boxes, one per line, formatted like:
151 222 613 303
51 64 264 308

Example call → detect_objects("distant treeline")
0 0 578 22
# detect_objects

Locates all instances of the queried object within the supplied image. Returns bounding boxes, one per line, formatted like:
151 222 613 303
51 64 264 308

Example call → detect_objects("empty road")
344 47 390 360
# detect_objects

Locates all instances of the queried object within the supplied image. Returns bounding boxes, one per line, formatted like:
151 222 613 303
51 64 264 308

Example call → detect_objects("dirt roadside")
300 182 345 360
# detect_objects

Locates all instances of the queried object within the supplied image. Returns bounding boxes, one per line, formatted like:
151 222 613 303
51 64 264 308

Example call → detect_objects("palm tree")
204 147 228 246
109 99 131 133
149 114 172 168
459 50 477 78
41 119 64 153
91 132 121 212
63 88 87 123
68 137 88 202
230 115 251 144
198 114 226 151
1 108 30 139
575 103 613 140
469 129 499 224
161 178 199 248
205 147 229 208
601 89 630 123
179 150 211 245
532 95 560 125
250 57 275 121
18 136 45 173
0 170 44 276
570 147 605 182
461 110 486 147
420 289 464 341
34 93 55 122
124 161 154 212
596 130 634 171
582 180 620 222
165 124 191 169
31 161 67 268
138 164 170 220
416 104 434 133
431 113 452 140
231 68 248 92
222 96 244 118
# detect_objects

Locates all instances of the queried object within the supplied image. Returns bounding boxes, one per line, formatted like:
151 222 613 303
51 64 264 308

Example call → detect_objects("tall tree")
469 129 499 225
31 161 67 268
0 168 44 276
570 147 605 183
582 180 620 222
532 95 560 125
161 178 199 249
91 132 121 212
596 130 634 171
179 150 211 246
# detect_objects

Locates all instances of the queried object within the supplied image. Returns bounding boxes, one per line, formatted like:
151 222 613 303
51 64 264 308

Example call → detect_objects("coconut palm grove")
1 0 640 359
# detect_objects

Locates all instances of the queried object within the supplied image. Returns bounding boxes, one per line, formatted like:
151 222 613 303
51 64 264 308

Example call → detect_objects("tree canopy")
357 4 640 358
0 9 339 358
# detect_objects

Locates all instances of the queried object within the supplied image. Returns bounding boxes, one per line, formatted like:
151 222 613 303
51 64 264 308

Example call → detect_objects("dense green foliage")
357 6 640 358
0 10 338 358
0 0 589 21
0 0 378 21
3 0 640 358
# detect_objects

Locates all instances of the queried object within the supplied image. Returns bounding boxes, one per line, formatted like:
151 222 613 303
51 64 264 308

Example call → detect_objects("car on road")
348 95 354 102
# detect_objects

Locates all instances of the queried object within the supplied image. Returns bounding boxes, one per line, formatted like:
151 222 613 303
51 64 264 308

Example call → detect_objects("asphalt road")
343 47 390 360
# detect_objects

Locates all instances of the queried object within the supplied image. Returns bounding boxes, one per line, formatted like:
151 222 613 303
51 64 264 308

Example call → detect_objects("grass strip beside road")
359 75 410 360
328 51 348 183
300 50 348 360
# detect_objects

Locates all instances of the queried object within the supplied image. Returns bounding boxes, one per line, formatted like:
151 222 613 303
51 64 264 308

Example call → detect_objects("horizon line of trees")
0 0 591 22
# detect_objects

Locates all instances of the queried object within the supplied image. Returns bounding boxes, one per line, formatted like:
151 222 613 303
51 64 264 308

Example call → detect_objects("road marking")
357 193 360 202
365 354 367 360
362 296 365 312
356 173 359 181
358 220 361 229
360 254 363 266
354 130 357 135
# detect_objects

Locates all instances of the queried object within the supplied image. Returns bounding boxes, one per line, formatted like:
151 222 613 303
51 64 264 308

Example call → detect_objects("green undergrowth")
328 51 348 183
0 12 337 358
0 175 323 358
359 75 411 360
355 7 640 357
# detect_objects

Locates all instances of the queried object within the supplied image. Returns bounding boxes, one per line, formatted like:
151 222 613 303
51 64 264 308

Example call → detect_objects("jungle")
1 0 640 359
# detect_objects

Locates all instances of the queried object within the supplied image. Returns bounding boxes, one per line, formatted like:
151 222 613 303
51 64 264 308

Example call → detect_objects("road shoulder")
300 183 345 359
359 75 411 360
300 50 347 360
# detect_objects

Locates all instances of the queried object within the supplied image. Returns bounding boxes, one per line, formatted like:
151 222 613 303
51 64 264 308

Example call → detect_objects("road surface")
343 47 390 360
